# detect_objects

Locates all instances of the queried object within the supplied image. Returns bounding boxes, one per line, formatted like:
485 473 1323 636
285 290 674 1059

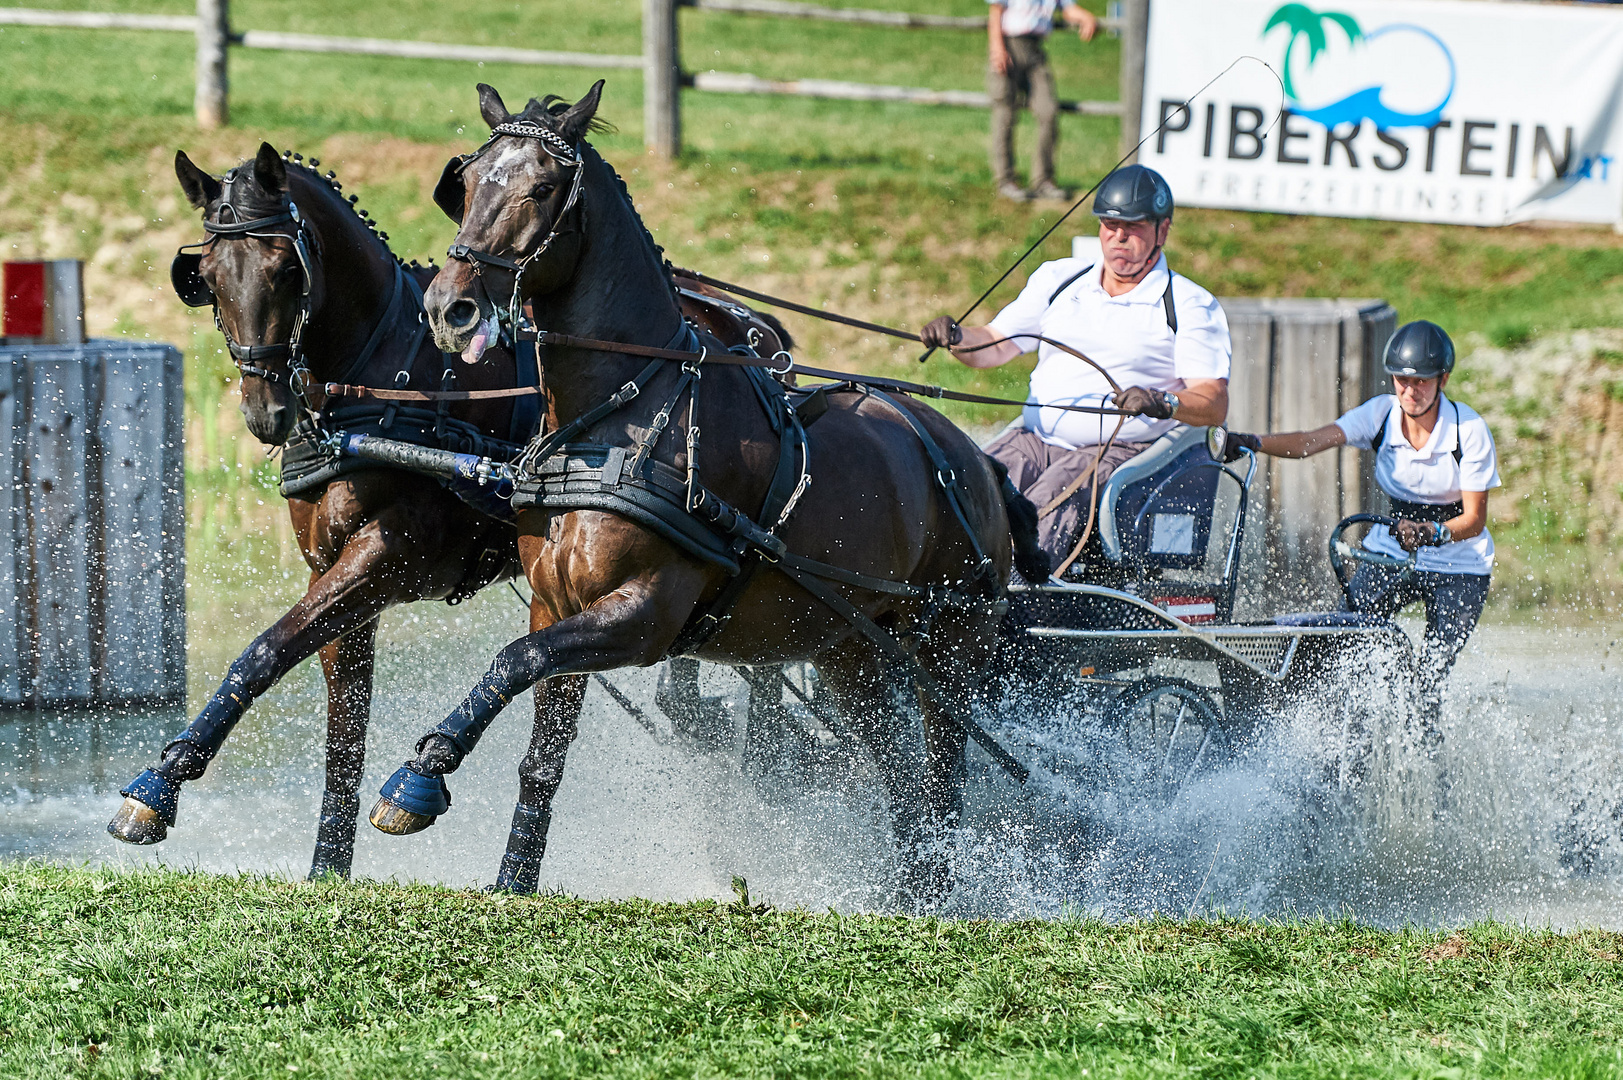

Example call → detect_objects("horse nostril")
445 299 480 329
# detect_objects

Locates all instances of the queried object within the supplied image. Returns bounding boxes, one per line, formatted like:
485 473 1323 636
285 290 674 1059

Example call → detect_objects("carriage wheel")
1108 679 1230 800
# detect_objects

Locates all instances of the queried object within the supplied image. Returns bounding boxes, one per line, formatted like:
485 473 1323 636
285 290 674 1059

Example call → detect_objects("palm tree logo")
1262 2 1455 129
1265 2 1362 103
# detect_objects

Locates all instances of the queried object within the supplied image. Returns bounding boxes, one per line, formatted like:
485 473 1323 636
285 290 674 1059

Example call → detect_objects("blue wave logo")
1264 3 1456 129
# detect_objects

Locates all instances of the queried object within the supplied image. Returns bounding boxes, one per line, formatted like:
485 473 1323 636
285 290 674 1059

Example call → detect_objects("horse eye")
531 182 556 199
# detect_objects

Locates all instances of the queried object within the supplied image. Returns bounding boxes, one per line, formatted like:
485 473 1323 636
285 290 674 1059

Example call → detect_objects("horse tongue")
461 319 494 364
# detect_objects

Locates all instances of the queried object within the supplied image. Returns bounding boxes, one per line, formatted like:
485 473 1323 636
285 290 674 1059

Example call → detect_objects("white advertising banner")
1141 0 1623 225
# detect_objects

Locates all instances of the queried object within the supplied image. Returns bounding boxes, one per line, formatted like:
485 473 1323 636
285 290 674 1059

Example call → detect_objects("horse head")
424 82 615 363
173 143 397 445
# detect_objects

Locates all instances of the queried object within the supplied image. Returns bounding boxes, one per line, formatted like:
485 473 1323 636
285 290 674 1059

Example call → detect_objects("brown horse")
104 144 533 876
105 142 793 879
370 82 1029 905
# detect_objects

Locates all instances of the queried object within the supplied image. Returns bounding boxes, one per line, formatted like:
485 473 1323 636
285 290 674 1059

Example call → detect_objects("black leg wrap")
493 803 552 894
309 789 360 880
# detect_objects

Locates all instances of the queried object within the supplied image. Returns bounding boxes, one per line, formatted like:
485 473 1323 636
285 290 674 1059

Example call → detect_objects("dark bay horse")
106 142 792 880
105 144 533 876
370 82 1028 905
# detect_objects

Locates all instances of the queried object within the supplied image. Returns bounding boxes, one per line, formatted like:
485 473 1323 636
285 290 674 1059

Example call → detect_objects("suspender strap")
1045 262 1177 332
1371 399 1463 464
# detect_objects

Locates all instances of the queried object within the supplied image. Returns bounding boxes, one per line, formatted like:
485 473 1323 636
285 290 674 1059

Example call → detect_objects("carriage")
724 423 1417 802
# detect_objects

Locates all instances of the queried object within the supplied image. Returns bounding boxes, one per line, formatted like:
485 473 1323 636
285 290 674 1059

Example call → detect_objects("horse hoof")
107 797 169 845
369 798 436 835
369 763 450 835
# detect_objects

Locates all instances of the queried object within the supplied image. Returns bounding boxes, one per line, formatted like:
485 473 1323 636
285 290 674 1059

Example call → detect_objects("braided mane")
236 149 435 272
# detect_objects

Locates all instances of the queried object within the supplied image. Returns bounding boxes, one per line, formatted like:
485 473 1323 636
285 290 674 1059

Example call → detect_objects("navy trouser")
1346 563 1490 741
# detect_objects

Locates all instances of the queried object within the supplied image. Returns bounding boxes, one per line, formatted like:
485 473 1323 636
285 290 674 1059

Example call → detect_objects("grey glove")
920 316 963 349
1112 385 1174 419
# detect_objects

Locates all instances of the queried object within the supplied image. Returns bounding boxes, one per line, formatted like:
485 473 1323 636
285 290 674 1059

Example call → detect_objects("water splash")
3 592 1621 928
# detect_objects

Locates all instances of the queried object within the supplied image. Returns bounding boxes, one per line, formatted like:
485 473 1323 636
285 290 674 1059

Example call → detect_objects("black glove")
920 316 963 349
1223 432 1261 463
1112 386 1174 419
1393 518 1445 552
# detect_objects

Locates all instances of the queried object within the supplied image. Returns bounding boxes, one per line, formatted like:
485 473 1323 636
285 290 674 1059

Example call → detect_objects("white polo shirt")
987 254 1232 448
1336 393 1500 576
990 0 1074 37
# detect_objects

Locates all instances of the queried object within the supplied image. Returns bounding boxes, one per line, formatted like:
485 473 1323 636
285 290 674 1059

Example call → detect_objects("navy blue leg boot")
371 672 513 835
493 803 552 894
108 663 254 846
309 789 361 880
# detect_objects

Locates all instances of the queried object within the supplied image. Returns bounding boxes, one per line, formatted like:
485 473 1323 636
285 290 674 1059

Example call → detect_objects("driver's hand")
1394 518 1434 552
1112 386 1174 419
1223 432 1261 462
920 316 963 349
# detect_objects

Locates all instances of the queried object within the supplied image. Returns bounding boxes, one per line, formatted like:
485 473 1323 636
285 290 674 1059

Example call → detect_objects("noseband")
172 177 317 403
443 118 586 344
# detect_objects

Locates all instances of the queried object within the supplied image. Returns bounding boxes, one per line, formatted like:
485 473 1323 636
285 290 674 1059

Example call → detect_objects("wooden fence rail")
684 0 1124 32
0 1 1142 154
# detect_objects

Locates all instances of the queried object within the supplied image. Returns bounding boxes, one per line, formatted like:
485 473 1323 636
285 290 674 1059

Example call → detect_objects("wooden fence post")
1119 0 1148 161
195 0 228 129
643 0 681 157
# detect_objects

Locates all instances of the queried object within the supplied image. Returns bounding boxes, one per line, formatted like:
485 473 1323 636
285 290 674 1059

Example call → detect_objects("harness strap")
322 330 1131 414
774 561 1028 784
865 388 994 582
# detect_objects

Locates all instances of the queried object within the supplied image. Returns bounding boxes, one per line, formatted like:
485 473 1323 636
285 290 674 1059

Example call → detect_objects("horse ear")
477 83 510 129
557 80 605 144
433 157 467 223
174 150 221 209
253 142 288 195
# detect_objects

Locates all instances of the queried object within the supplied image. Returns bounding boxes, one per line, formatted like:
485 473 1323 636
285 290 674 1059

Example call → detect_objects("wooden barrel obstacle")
0 341 185 707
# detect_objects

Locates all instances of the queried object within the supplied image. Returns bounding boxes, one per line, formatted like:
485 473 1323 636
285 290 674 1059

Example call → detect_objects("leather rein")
323 326 1130 415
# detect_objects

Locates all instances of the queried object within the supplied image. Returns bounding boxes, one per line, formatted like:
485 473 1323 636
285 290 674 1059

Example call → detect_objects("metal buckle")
770 351 795 376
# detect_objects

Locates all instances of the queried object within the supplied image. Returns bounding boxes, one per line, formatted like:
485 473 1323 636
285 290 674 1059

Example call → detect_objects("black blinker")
433 156 469 223
170 251 214 308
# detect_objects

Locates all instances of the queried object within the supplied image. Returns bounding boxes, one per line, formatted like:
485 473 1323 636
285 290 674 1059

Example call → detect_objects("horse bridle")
171 179 317 402
442 118 586 345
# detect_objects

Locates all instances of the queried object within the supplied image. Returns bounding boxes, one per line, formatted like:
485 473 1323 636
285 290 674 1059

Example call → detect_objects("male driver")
988 0 1098 201
921 164 1231 573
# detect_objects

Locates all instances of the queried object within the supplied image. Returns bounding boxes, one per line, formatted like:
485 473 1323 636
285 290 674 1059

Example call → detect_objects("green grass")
4 863 1623 1079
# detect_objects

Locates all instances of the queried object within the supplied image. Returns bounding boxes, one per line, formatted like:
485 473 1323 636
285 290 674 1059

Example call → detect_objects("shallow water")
5 571 1622 929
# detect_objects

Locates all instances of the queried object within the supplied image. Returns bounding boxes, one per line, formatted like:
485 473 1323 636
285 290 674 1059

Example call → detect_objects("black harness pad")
511 443 743 575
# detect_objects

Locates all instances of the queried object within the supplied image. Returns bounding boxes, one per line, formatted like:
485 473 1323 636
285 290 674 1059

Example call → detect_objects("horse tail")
985 454 1050 584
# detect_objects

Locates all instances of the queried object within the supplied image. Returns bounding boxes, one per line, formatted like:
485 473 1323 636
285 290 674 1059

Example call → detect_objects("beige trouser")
988 34 1060 188
987 426 1150 566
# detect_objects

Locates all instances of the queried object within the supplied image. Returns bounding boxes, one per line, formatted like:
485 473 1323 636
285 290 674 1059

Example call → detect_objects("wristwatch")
1161 391 1181 418
1435 521 1453 545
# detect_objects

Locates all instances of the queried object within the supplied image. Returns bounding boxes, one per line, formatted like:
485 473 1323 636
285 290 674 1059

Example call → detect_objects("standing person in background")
988 0 1098 202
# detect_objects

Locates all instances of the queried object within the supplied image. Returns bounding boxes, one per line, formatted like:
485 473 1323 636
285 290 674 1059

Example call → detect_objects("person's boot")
996 181 1032 202
1030 180 1072 201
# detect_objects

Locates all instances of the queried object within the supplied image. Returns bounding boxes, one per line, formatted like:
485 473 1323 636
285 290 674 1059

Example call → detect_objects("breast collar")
443 119 587 346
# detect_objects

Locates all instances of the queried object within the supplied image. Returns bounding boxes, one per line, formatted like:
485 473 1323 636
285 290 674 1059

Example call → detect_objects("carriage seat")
1096 424 1223 572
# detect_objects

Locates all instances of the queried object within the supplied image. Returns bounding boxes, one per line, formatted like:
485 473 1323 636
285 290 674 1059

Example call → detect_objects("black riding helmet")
1383 320 1455 378
1092 164 1174 222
